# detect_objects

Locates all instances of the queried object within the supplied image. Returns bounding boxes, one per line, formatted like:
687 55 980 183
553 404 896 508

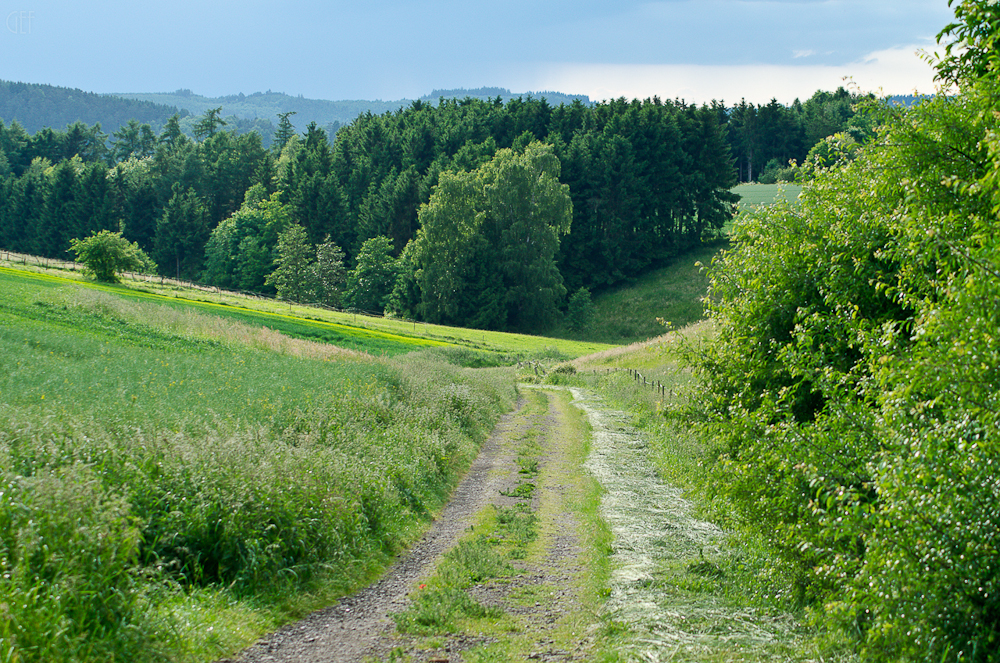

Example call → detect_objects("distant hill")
0 80 185 134
421 87 591 106
0 81 593 145
111 89 407 131
113 87 592 133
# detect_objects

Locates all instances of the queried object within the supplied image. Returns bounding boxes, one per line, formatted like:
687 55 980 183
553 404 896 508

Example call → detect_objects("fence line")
593 366 671 398
517 360 548 376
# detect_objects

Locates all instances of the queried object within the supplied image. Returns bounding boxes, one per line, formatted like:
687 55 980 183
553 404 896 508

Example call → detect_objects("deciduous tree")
69 229 155 282
344 235 398 313
411 141 571 331
266 223 314 303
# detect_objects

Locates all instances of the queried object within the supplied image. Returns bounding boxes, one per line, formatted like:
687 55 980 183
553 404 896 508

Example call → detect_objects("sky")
1 0 956 105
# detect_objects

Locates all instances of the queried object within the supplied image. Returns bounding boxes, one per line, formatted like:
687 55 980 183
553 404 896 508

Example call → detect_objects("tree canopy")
0 90 746 331
409 142 571 331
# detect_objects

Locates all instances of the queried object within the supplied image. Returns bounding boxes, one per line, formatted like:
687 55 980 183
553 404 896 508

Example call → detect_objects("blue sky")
1 0 954 104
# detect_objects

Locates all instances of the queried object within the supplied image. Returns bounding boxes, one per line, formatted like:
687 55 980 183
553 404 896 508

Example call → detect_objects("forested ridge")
0 80 186 135
0 74 874 333
0 94 742 331
0 82 592 153
2 77 870 180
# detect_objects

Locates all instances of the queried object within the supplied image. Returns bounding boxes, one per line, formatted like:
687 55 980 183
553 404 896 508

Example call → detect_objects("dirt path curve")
220 386 597 663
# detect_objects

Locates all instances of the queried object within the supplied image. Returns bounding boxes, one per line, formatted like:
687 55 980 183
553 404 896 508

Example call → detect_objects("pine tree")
273 111 297 154
154 186 210 280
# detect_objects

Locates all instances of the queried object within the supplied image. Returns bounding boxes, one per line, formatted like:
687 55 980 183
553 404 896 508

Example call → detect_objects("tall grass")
0 272 515 662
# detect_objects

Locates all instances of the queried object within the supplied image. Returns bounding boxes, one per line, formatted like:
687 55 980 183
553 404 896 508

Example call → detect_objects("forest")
0 96 734 332
0 82 867 332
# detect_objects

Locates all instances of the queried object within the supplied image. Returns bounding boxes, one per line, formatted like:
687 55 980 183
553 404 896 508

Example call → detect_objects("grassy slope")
733 182 803 208
0 269 519 662
546 242 722 346
548 184 800 347
0 263 614 359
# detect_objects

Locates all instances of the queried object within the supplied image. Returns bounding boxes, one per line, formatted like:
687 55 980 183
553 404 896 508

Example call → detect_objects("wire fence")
592 366 672 397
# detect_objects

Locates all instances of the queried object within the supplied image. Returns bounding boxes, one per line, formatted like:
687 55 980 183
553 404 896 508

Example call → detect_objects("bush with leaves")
69 229 156 283
696 6 1000 659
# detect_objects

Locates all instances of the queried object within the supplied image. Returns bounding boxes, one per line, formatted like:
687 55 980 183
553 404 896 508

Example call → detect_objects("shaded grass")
545 182 800 348
549 243 722 346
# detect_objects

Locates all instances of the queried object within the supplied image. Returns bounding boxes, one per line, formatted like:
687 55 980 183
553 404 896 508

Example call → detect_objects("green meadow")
732 181 803 208
0 267 517 662
0 234 712 661
1 265 615 359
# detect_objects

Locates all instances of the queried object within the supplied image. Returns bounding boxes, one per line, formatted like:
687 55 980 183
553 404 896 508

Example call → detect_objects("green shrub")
696 72 1000 662
69 230 156 283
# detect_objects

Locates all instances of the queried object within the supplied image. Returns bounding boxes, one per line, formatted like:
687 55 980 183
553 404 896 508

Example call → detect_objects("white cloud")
514 43 940 105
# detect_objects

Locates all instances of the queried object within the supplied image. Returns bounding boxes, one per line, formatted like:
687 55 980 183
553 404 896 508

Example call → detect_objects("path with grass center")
222 384 794 662
221 386 598 662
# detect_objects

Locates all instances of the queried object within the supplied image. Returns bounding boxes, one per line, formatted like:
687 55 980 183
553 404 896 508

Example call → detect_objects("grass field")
0 190 750 661
733 182 803 209
0 263 615 360
0 267 518 662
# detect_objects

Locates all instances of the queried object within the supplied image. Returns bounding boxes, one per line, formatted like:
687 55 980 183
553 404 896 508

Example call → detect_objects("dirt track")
219 387 597 663
218 379 805 663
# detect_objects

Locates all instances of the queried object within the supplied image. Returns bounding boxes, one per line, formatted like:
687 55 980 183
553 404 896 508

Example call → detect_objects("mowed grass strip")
0 270 516 663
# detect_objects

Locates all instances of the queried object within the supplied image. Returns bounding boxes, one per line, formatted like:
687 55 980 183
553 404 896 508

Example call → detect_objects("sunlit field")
0 267 516 661
0 263 615 359
732 182 803 209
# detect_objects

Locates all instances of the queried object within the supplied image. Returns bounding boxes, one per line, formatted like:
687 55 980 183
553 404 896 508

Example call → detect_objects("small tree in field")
69 230 156 283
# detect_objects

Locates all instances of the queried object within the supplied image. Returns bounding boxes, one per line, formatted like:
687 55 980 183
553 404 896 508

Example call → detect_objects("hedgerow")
695 5 1000 659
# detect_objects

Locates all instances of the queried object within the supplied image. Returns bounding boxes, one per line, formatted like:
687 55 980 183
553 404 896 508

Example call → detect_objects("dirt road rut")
221 386 597 663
